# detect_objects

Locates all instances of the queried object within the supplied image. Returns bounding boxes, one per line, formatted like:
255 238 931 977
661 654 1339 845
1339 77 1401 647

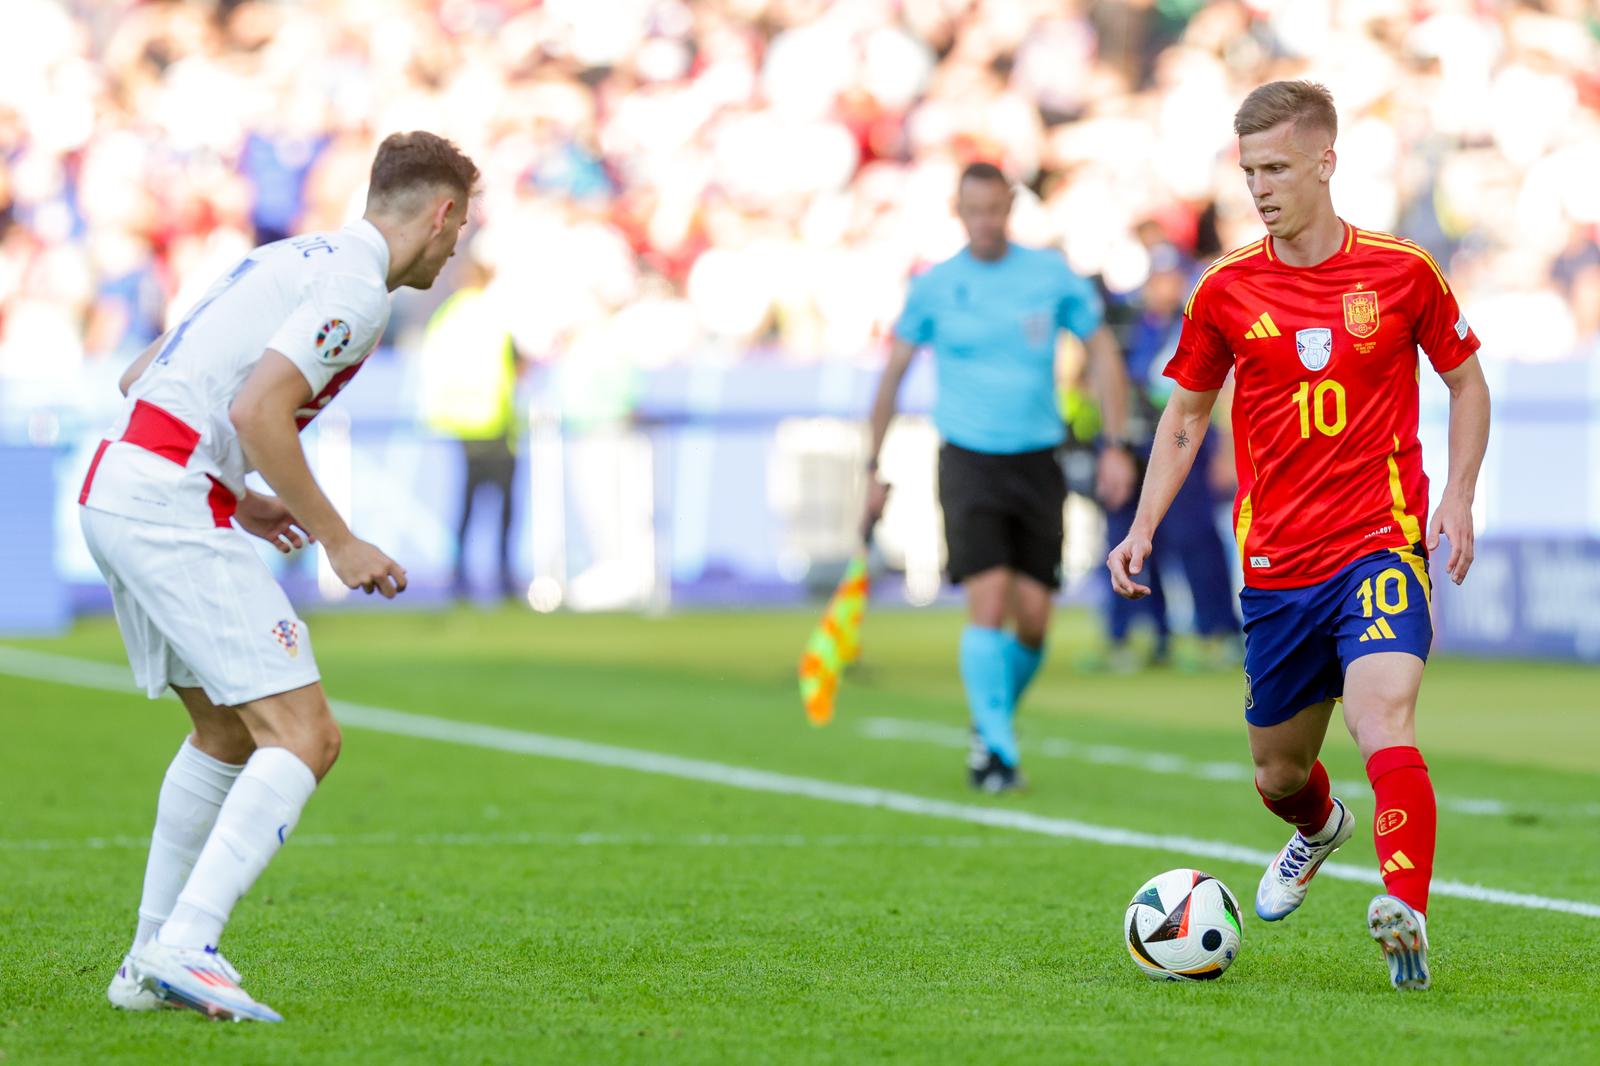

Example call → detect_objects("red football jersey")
1165 220 1480 589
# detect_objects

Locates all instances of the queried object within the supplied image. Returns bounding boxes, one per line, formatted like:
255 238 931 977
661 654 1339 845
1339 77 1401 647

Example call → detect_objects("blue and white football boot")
1254 797 1355 920
1368 894 1431 991
131 939 283 1022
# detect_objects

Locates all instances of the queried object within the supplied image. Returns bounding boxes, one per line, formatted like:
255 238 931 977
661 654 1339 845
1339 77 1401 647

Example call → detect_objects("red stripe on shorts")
78 439 111 504
206 475 237 528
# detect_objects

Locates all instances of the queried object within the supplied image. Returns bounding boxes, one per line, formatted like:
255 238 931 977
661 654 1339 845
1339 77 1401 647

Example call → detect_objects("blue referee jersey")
894 243 1103 455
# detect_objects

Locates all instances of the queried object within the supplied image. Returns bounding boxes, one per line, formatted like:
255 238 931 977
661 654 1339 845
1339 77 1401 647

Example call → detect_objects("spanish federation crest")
1343 290 1379 338
1295 328 1333 372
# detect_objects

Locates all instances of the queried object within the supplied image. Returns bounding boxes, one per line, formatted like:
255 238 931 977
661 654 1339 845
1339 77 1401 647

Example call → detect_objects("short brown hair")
367 131 480 209
1232 81 1337 141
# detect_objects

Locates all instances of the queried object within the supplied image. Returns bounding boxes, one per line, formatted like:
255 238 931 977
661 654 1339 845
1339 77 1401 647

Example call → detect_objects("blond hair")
1233 81 1337 141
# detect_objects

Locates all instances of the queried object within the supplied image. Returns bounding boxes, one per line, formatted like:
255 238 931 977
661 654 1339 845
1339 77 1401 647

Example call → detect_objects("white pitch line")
858 717 1600 820
3 646 1598 920
0 831 1026 852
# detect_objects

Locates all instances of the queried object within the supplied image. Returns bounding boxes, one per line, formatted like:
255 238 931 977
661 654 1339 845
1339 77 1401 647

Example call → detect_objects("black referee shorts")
937 442 1067 589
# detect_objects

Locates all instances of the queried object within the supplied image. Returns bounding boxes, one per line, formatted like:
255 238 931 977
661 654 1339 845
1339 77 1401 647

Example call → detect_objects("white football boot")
107 955 165 1011
130 939 283 1022
1368 894 1431 991
1254 797 1355 921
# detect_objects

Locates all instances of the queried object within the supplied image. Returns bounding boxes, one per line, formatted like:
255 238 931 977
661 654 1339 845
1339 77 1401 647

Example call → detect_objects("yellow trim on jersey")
1343 222 1355 253
1391 544 1432 601
1185 241 1266 319
1234 492 1253 557
1386 433 1425 548
1354 231 1450 293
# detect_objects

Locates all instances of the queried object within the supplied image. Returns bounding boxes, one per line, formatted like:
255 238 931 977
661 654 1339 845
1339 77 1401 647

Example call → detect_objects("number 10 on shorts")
1357 568 1409 617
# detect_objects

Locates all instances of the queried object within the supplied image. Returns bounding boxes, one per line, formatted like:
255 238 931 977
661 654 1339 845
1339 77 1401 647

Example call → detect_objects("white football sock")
129 739 244 954
157 747 317 951
1305 798 1344 844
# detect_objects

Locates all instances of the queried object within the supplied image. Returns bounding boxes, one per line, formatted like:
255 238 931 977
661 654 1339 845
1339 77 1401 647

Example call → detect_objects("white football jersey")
80 220 392 528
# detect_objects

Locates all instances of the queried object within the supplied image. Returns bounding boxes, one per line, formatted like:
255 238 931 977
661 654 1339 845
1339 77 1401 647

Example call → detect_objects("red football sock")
1366 746 1436 915
1257 760 1335 833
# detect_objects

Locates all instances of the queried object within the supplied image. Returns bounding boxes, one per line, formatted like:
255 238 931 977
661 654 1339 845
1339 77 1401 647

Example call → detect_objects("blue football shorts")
1238 545 1432 728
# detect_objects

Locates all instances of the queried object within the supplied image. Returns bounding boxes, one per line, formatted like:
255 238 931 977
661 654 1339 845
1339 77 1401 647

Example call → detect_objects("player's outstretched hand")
1107 530 1154 600
235 492 314 554
327 537 408 598
1427 491 1475 585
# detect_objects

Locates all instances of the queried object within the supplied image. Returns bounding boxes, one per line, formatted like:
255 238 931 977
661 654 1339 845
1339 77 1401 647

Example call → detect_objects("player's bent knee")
292 710 341 781
1253 760 1312 800
319 721 343 777
238 684 342 779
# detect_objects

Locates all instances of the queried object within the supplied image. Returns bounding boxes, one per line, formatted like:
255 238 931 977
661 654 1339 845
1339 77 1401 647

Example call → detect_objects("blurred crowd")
2 0 1599 396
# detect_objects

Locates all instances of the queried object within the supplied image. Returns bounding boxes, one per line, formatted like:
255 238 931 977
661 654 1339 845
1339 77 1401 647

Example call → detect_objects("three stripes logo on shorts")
1359 617 1397 643
271 619 300 658
1243 312 1281 339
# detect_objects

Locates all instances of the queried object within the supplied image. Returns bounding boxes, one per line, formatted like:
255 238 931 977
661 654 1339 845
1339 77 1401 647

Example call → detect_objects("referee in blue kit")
863 161 1136 792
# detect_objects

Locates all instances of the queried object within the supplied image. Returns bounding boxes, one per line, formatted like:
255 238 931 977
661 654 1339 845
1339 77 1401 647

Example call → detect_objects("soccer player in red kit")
1107 81 1491 991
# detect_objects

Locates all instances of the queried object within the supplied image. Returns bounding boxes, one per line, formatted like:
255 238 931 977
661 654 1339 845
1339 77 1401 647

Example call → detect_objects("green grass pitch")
2 606 1598 1064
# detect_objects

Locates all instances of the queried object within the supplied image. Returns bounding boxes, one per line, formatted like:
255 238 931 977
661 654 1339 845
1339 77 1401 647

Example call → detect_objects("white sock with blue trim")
129 739 244 955
157 747 317 950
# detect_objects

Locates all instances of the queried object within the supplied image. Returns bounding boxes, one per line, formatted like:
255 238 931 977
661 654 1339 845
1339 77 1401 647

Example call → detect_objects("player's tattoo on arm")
1174 429 1190 450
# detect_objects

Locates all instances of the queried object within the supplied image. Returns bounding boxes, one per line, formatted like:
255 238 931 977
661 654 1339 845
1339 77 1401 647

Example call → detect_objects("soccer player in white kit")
80 131 477 1022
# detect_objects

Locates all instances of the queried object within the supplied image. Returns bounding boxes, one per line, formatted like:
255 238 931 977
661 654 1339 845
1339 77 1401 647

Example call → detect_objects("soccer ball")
1124 868 1243 981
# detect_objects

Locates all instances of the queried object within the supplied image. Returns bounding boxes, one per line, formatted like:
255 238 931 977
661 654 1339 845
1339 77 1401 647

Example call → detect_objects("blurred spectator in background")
4 0 1600 622
417 254 522 599
3 0 1596 399
1098 242 1240 671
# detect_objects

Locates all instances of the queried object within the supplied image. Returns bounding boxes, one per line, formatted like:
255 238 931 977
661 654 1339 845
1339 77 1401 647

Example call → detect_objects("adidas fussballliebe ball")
1124 868 1243 981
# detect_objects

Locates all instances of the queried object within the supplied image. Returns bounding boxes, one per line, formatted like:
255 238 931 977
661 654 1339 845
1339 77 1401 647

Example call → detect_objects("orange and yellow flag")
797 548 870 726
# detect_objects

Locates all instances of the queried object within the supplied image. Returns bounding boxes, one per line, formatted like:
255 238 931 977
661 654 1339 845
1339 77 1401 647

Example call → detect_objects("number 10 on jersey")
1291 379 1347 438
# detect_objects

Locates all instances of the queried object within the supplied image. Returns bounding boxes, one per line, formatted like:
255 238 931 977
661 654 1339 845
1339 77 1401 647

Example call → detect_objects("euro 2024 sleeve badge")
315 318 353 361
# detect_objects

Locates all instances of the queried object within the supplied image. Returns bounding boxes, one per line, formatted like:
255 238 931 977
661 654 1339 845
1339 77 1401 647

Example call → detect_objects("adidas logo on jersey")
1244 312 1281 339
1359 618 1398 643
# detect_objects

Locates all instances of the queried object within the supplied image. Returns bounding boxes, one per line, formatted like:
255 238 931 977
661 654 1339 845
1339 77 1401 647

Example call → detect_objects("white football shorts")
79 507 321 706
